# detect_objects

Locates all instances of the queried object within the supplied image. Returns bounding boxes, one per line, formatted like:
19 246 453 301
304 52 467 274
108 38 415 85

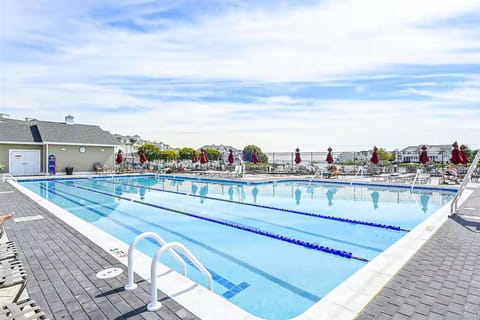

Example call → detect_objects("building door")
9 149 41 176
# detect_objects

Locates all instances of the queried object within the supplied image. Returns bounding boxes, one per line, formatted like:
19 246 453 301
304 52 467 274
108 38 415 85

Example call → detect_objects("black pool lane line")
54 180 368 262
40 183 322 302
98 178 410 232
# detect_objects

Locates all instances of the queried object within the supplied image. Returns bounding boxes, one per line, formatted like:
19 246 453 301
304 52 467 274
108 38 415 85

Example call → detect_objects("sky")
1 0 479 152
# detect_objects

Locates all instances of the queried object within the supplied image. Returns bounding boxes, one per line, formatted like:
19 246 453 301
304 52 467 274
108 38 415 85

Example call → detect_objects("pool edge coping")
8 178 471 320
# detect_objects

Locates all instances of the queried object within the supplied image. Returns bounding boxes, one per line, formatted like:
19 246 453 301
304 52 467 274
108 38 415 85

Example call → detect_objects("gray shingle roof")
35 121 118 145
0 118 118 146
0 118 42 143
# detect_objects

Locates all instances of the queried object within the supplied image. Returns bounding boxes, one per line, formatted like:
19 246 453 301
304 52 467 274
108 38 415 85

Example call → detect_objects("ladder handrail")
147 242 213 312
450 150 480 216
124 232 186 291
350 166 365 186
238 155 245 177
154 168 165 179
2 174 17 182
410 169 422 192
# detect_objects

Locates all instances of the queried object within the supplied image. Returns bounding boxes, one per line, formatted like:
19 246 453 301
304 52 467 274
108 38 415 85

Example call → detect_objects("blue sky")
1 0 479 151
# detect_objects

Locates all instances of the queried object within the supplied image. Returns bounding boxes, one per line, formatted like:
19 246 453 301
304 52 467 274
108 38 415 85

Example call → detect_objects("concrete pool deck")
0 174 478 319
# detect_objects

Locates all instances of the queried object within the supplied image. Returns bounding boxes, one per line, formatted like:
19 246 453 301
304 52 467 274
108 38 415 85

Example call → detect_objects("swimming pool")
20 175 455 320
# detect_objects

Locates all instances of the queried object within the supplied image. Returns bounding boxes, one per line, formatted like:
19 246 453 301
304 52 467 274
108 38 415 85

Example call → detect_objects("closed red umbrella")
459 144 468 164
326 147 334 164
200 148 208 164
294 148 301 164
251 149 258 164
139 148 147 164
192 150 198 163
370 146 379 165
419 145 429 164
450 141 461 164
228 149 234 164
115 149 124 164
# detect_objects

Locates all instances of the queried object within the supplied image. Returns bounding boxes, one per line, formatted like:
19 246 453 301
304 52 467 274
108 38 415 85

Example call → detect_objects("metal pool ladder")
350 165 366 186
2 174 17 182
411 169 422 192
123 232 213 312
147 242 213 311
450 150 480 216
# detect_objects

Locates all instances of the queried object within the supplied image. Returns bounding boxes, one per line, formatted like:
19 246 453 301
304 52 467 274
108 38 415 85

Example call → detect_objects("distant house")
113 134 173 157
397 145 451 163
0 114 118 176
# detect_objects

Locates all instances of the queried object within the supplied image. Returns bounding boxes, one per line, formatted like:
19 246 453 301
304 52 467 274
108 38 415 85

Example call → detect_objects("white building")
397 145 451 163
113 134 173 156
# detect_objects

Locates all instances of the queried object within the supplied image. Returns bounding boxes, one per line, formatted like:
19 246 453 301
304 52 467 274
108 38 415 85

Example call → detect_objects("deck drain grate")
96 268 123 279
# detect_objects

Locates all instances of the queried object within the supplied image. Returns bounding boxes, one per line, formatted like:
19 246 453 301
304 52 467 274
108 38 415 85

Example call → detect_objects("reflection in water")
228 186 234 201
191 183 198 195
371 191 379 210
199 185 208 204
295 187 302 206
139 186 146 200
420 193 431 213
238 186 246 201
326 188 336 206
306 185 314 199
252 187 259 203
115 183 123 196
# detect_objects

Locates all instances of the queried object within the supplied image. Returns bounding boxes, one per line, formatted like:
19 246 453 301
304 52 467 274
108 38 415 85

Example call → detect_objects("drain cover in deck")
96 268 123 279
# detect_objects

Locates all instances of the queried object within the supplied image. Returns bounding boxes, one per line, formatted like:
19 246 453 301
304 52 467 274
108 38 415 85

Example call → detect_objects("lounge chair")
0 299 49 319
0 258 28 303
93 162 104 174
416 173 431 184
0 242 17 261
233 165 244 178
325 165 341 179
440 167 459 185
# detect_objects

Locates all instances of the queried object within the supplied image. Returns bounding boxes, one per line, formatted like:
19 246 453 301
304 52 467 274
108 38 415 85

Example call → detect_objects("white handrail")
2 174 17 182
238 155 245 177
124 232 186 291
308 167 324 185
154 168 165 179
411 169 422 192
147 242 213 312
450 150 480 216
350 166 365 186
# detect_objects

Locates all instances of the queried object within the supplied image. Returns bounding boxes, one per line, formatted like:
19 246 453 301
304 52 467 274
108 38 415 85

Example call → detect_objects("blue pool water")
20 176 455 320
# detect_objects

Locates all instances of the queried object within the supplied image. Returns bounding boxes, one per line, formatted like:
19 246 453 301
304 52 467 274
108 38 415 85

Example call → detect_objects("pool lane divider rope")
39 184 253 299
98 179 410 232
54 180 368 262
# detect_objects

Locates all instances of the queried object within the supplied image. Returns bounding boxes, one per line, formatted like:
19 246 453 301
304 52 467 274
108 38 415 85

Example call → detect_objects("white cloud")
1 0 479 150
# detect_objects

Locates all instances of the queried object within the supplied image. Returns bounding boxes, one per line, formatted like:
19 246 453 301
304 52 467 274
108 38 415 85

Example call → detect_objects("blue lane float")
98 178 410 232
54 180 368 262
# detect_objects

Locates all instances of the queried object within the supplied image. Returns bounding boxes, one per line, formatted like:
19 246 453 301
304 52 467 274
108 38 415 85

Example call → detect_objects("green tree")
378 148 392 161
159 150 178 162
179 147 195 160
464 145 477 162
140 144 161 161
206 148 222 161
242 145 268 163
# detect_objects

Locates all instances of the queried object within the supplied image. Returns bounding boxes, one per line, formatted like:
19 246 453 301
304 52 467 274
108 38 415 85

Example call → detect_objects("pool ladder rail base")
124 232 213 312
